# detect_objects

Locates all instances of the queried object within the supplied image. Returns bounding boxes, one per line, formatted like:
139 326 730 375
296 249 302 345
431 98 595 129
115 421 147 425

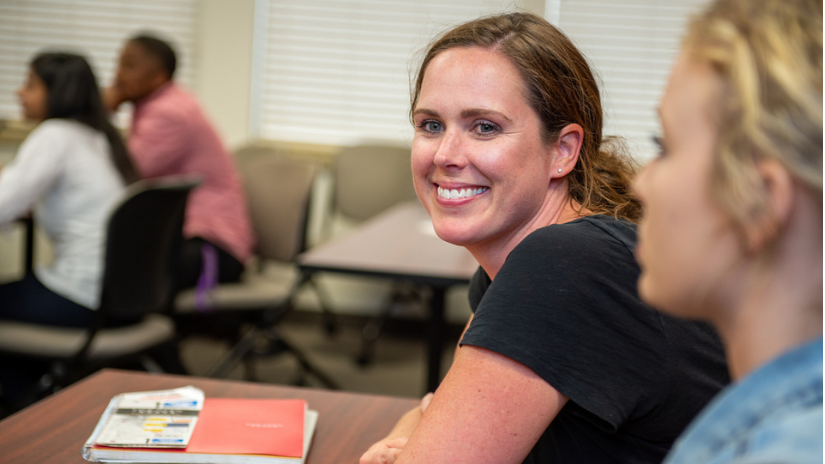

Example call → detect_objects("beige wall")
194 0 256 150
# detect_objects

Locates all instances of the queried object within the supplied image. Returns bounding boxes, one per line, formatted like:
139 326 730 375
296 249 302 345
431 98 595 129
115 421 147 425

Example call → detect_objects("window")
254 0 707 161
0 0 198 123
548 0 709 161
251 0 517 146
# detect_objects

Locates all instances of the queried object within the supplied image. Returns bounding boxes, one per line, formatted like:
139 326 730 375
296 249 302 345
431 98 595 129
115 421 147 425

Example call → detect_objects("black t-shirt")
462 215 729 464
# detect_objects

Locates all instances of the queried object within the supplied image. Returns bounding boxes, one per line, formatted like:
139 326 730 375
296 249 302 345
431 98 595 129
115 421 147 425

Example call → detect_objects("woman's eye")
473 121 501 136
417 120 443 133
651 135 667 158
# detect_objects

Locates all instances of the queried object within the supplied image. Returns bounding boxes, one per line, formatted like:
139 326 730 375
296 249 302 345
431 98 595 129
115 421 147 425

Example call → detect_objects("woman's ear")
552 123 584 177
743 158 794 253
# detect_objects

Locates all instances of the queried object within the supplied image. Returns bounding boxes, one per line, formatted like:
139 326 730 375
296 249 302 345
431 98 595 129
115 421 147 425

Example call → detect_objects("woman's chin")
638 275 694 320
431 224 478 247
638 274 666 311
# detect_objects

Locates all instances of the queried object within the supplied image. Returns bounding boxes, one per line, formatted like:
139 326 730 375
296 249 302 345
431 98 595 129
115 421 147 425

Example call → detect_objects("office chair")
0 177 198 410
327 143 425 366
174 156 339 389
233 142 339 335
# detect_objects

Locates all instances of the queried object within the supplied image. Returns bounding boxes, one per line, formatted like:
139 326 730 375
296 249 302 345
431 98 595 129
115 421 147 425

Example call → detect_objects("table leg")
23 217 34 275
426 286 446 393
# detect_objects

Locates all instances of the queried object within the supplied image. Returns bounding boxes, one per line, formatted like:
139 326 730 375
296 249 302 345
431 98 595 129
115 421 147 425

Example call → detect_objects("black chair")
0 177 199 410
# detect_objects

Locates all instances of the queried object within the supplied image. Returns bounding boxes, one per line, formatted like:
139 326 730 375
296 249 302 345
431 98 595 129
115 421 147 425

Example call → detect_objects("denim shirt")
664 337 823 464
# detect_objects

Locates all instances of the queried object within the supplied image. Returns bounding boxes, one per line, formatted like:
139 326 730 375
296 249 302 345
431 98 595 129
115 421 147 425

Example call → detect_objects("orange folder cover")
186 398 306 458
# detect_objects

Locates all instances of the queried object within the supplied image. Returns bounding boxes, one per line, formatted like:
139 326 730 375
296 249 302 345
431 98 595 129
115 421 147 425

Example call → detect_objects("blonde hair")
411 13 641 222
683 0 822 236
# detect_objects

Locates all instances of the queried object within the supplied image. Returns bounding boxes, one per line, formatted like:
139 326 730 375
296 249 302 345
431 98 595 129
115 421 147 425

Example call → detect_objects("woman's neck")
469 189 588 280
714 202 823 381
720 277 822 381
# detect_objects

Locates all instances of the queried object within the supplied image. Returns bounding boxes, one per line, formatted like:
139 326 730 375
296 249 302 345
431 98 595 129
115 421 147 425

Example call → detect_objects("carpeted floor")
178 311 464 400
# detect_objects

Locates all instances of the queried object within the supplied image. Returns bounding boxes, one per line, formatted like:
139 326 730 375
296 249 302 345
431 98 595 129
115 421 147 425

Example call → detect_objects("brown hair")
411 12 641 222
683 0 822 237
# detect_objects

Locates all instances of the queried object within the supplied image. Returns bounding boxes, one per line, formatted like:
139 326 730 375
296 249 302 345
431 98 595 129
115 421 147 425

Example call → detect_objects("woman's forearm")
383 392 432 440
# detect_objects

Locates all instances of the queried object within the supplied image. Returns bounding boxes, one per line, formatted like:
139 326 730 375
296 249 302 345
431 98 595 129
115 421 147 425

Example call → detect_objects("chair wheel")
293 372 307 386
323 320 338 336
355 350 373 367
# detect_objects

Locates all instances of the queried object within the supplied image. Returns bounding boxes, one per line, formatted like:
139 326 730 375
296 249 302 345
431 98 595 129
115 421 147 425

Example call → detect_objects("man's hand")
102 85 124 112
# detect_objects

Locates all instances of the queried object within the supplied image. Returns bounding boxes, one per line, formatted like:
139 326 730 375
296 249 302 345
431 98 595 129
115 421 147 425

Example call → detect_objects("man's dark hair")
129 33 177 79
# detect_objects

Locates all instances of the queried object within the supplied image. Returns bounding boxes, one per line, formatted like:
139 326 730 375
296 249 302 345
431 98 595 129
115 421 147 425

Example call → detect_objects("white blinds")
254 0 708 161
550 0 708 161
252 0 516 146
0 0 198 122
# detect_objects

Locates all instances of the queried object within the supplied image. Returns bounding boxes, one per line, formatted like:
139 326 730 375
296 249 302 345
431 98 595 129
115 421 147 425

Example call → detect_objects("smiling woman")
360 12 730 464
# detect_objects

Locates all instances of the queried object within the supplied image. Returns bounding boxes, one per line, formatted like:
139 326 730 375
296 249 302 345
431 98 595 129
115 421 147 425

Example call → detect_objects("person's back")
14 119 125 309
106 34 253 288
129 81 252 272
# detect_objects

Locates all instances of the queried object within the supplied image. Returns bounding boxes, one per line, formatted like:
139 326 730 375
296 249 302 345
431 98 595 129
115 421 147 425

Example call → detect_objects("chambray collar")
667 337 823 462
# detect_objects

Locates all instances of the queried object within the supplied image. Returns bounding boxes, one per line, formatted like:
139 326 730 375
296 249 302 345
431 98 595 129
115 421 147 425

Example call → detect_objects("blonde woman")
633 0 822 462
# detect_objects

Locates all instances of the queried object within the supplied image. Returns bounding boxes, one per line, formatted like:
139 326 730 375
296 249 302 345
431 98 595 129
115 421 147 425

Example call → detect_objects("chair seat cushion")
0 314 174 360
174 264 298 313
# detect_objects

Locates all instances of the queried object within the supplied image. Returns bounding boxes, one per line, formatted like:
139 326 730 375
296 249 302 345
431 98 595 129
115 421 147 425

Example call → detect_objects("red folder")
186 398 306 458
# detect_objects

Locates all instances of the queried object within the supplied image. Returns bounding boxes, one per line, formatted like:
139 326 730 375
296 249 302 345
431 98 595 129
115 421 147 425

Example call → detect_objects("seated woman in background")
633 0 822 462
361 12 729 464
0 52 139 328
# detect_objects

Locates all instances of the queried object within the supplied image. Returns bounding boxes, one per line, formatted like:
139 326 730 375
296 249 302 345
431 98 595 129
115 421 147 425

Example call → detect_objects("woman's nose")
433 129 467 169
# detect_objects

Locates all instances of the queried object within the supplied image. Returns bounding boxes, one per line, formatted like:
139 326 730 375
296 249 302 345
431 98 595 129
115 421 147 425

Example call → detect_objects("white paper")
94 386 204 448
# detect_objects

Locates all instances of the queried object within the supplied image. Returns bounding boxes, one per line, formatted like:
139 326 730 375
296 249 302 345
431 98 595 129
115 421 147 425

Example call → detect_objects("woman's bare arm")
360 316 474 464
393 344 567 463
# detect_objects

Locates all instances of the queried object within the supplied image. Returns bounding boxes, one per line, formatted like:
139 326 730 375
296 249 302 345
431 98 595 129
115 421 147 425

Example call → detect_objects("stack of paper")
82 387 318 464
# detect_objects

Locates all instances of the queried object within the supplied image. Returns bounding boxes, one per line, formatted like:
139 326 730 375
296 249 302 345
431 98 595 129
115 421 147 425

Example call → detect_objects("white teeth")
437 186 488 200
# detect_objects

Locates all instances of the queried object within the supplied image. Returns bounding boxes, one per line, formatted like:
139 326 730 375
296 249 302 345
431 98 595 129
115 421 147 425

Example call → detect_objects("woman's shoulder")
20 120 106 165
519 214 638 258
29 118 94 140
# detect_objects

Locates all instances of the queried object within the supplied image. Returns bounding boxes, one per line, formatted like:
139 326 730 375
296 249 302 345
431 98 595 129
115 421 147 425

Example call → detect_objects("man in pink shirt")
105 34 253 290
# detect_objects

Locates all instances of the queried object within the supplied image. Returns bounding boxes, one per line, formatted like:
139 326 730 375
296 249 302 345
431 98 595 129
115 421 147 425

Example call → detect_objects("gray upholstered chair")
327 143 425 365
333 144 417 222
0 177 198 409
174 156 338 388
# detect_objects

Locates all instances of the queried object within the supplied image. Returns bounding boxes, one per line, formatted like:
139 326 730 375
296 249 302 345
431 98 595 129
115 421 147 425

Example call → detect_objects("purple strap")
195 242 219 312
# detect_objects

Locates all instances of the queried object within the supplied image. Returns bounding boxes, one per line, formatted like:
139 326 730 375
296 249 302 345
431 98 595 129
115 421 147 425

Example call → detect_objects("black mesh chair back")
99 177 199 323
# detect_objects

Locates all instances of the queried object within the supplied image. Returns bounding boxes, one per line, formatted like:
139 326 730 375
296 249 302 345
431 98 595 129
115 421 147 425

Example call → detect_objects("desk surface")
299 202 478 287
0 369 418 464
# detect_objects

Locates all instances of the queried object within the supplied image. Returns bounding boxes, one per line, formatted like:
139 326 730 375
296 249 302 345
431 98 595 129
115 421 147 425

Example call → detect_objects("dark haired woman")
0 52 138 328
361 12 729 464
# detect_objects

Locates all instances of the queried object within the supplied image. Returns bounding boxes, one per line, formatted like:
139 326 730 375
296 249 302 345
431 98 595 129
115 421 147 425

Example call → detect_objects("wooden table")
0 369 418 464
298 202 478 393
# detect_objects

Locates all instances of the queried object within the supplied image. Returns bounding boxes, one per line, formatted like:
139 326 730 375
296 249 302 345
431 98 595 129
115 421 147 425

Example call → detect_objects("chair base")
356 282 429 367
206 325 340 390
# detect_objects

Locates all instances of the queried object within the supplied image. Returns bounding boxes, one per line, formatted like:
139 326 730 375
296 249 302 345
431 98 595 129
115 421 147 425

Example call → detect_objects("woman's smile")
435 185 489 201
